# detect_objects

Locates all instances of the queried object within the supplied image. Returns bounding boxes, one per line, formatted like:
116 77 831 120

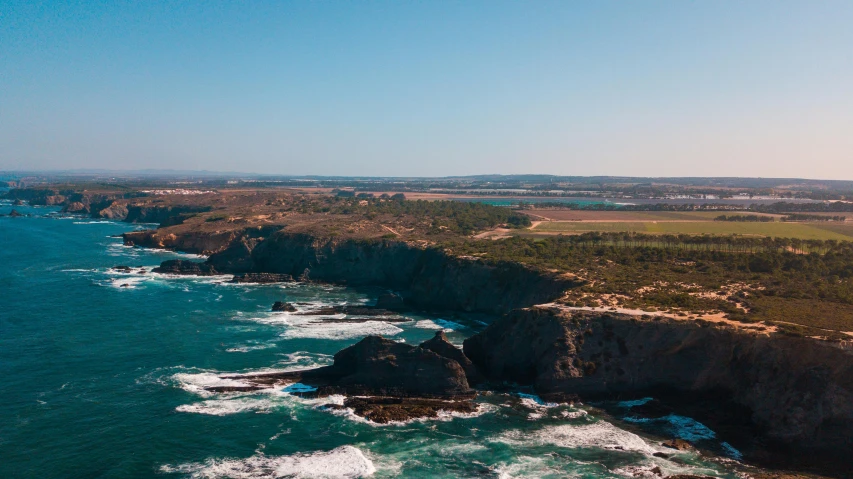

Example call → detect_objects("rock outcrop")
421 331 485 386
210 335 483 422
271 301 297 312
376 292 406 311
97 202 129 220
305 335 475 399
231 272 294 284
464 306 853 466
152 260 219 275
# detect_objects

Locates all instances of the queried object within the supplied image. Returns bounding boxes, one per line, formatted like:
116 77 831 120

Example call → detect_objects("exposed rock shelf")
231 272 294 283
152 260 219 276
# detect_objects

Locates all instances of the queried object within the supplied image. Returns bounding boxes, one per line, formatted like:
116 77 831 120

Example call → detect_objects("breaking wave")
160 445 376 478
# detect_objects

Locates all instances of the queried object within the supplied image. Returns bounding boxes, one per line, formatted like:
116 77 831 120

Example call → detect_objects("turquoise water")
0 202 747 478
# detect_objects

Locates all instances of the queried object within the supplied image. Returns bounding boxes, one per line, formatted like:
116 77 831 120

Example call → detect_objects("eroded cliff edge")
124 228 581 314
464 306 853 471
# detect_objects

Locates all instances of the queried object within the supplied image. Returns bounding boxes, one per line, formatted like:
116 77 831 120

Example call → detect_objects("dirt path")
541 303 777 335
380 225 401 236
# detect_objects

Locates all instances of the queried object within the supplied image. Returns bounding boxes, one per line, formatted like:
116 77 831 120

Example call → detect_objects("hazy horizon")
3 1 852 179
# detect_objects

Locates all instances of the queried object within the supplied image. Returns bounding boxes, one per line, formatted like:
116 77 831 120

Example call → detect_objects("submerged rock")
662 439 694 451
271 301 297 312
152 259 218 276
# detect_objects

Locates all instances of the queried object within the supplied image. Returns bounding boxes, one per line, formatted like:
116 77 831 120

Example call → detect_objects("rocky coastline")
113 222 853 475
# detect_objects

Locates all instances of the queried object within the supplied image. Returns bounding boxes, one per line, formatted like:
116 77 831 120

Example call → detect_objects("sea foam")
176 397 280 416
497 421 659 455
160 445 376 478
412 319 461 331
279 319 403 340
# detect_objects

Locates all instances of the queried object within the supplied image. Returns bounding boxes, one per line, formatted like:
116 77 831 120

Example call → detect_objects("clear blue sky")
2 1 852 178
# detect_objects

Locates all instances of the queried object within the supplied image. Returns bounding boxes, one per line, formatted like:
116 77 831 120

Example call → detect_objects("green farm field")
526 210 780 222
528 220 853 241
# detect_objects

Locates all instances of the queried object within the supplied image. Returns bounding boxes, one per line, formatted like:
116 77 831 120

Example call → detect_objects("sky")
2 1 852 179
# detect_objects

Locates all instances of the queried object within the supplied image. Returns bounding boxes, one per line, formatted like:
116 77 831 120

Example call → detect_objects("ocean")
0 201 746 478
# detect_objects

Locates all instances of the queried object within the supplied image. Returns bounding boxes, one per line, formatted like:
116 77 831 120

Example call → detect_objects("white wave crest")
176 397 280 416
160 445 376 478
226 342 277 353
108 275 148 289
412 319 460 331
278 319 403 340
275 351 333 370
171 372 253 397
497 421 659 455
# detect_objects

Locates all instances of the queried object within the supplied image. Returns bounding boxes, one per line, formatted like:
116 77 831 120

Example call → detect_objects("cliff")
128 228 579 314
464 306 853 469
221 232 580 314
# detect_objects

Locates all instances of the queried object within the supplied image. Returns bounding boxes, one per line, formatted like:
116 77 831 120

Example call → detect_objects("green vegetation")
714 214 773 222
782 214 846 222
327 198 531 234
448 233 853 333
754 202 853 213
530 220 853 241
276 195 531 235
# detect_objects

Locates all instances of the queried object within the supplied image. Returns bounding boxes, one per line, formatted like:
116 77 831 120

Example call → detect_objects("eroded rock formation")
464 306 853 465
210 334 482 422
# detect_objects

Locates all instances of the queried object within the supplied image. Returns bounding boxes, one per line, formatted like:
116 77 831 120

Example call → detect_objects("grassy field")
526 210 780 221
529 220 853 241
749 297 853 333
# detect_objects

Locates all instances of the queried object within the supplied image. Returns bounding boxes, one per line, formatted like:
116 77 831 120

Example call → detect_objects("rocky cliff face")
134 229 578 314
464 306 853 466
219 232 580 314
